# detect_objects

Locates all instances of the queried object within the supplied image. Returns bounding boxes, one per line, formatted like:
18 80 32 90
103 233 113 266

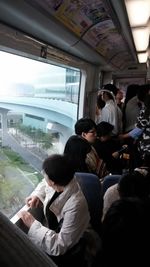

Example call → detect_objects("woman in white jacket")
19 154 90 266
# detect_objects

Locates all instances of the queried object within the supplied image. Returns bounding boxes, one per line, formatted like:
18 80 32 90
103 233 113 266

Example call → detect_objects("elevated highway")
0 97 77 128
0 97 77 147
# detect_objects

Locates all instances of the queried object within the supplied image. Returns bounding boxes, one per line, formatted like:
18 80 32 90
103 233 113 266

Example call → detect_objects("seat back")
75 172 103 234
102 174 121 196
0 212 57 267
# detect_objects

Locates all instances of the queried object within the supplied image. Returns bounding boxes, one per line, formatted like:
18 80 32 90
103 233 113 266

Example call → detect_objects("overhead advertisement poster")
32 0 132 68
34 0 109 36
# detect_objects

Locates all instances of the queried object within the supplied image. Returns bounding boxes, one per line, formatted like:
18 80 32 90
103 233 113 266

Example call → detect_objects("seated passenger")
64 135 91 172
19 154 93 267
66 118 106 178
102 169 150 219
94 121 127 174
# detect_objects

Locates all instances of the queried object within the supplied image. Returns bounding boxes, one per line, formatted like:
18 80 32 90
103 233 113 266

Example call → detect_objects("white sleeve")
100 107 110 122
102 184 119 220
31 179 47 202
28 196 90 256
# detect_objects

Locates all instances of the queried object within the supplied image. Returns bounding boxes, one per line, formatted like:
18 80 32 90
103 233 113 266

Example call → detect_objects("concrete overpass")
0 97 77 147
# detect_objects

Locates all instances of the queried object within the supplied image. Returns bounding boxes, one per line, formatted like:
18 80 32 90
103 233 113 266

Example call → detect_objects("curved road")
4 132 43 172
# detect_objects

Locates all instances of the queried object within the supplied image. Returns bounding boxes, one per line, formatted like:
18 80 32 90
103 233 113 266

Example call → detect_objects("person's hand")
112 144 128 158
112 151 119 159
25 196 42 208
19 211 35 228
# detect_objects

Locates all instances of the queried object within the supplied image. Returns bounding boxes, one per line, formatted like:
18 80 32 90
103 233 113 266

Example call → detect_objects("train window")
0 50 81 219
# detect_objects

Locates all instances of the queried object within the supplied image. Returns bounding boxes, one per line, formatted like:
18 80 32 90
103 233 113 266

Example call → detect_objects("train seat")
75 172 103 235
102 174 122 196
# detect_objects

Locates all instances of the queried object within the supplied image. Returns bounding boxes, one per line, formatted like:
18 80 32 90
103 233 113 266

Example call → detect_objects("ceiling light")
125 0 150 27
132 27 149 51
137 51 148 63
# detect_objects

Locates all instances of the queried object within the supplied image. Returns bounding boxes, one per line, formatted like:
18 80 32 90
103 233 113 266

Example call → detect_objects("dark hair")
42 154 75 186
75 118 96 135
64 135 91 172
103 198 145 236
118 171 150 199
102 198 149 266
103 84 118 96
137 84 150 102
97 121 114 137
97 94 105 109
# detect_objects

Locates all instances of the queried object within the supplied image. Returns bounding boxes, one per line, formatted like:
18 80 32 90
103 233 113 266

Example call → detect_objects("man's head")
42 154 75 186
75 118 97 143
97 121 114 141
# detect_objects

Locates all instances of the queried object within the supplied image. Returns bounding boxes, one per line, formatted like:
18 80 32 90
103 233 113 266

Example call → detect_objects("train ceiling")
24 0 137 70
0 0 147 72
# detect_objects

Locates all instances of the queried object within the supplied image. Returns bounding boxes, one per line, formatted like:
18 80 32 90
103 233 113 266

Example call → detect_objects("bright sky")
0 51 65 95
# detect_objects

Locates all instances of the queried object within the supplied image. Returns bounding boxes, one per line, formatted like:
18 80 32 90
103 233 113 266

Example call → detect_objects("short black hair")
103 84 118 96
64 135 91 172
75 118 96 135
137 84 150 102
118 171 150 199
97 121 114 137
64 135 91 156
42 154 75 186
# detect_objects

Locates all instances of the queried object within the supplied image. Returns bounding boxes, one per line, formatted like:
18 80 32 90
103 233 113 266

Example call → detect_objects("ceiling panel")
26 0 135 69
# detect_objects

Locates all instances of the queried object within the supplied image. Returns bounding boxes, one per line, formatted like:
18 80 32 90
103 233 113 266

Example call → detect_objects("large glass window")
0 50 80 218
